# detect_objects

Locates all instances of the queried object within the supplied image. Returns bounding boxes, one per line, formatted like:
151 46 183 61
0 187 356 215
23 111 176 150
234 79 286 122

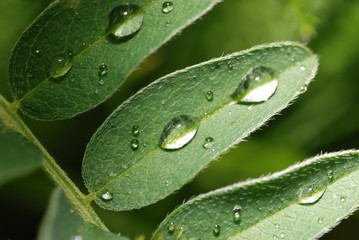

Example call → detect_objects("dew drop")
165 20 171 27
318 217 323 223
159 115 199 150
162 1 174 13
70 77 76 83
298 188 326 205
74 235 83 240
275 224 280 229
340 196 345 202
168 222 176 234
280 233 285 239
35 48 40 54
205 91 213 101
213 224 220 236
299 85 308 94
49 54 72 78
203 137 215 149
26 68 34 78
131 139 139 150
233 205 241 223
227 62 233 70
95 89 99 95
300 66 306 71
165 180 170 187
101 191 113 201
132 125 140 137
327 170 333 180
231 66 278 103
99 79 105 85
99 63 108 77
108 4 144 39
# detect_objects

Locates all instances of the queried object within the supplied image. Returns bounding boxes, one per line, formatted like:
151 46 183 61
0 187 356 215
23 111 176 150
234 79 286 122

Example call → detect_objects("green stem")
0 95 107 230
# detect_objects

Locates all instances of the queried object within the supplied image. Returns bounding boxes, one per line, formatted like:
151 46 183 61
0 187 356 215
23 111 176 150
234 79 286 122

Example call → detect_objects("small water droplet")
26 69 34 78
74 236 83 240
95 89 99 94
101 191 113 201
159 115 199 150
300 66 306 71
168 222 176 234
203 137 215 149
162 1 174 13
68 49 73 57
70 77 76 83
298 188 326 205
165 20 171 27
340 196 345 202
35 48 40 54
213 224 220 236
227 62 233 70
273 235 278 239
231 66 278 103
70 209 74 213
318 217 323 223
327 170 333 180
132 125 140 136
131 139 139 150
280 233 285 239
99 63 108 77
233 205 241 223
275 224 280 229
165 180 170 187
108 4 144 39
205 91 213 101
99 79 105 85
50 54 72 78
228 111 232 115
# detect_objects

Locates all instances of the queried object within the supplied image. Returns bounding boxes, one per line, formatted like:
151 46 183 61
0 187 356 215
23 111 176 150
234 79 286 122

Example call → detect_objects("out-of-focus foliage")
1 0 359 239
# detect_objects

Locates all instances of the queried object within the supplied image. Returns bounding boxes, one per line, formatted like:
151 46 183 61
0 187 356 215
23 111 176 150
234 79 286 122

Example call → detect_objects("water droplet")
298 188 326 205
99 79 105 85
340 196 345 202
273 235 278 239
318 217 323 223
275 224 280 229
231 66 278 103
68 50 73 57
227 62 233 70
131 139 139 150
162 1 174 13
35 48 40 54
300 66 306 71
101 191 113 201
108 4 144 39
74 236 83 240
327 170 333 180
159 115 199 150
165 20 171 27
205 91 213 101
299 85 308 94
95 89 99 94
233 205 241 223
280 233 285 239
50 54 72 78
203 137 215 149
165 180 170 187
168 222 176 234
70 77 76 83
70 209 74 213
26 69 34 78
213 224 220 236
132 125 140 136
99 63 108 77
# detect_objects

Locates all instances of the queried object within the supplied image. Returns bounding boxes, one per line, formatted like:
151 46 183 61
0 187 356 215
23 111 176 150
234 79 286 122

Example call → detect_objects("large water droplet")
167 222 176 234
298 188 326 205
162 1 174 13
108 4 144 39
231 66 278 103
99 63 108 77
233 205 241 223
159 115 199 150
213 224 220 236
203 137 215 149
101 191 113 201
49 54 72 78
205 91 213 101
132 125 140 137
131 139 139 150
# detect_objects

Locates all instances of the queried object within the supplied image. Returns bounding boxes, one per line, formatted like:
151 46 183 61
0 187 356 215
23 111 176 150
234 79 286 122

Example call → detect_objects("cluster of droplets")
131 125 140 150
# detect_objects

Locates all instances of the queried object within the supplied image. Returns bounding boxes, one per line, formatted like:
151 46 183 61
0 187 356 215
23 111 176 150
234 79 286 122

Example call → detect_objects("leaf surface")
37 188 129 240
152 150 359 240
0 129 42 186
82 42 318 211
9 0 219 120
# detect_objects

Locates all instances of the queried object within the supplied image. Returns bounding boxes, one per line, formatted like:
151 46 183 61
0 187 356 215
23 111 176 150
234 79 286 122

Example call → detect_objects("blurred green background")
1 0 359 239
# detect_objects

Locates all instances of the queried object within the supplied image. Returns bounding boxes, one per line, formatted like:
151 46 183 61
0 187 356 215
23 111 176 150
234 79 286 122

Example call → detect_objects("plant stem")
0 95 107 230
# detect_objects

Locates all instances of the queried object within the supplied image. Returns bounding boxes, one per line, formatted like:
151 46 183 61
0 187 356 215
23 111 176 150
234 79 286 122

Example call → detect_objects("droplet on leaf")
203 137 215 149
132 125 140 137
205 91 213 101
131 139 139 150
213 224 220 236
167 222 176 234
49 54 72 79
298 188 326 205
101 191 113 201
162 1 174 13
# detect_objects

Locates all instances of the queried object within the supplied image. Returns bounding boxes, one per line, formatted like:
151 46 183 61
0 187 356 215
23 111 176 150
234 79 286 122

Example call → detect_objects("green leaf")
37 188 129 240
9 0 219 120
152 150 359 240
82 42 318 211
0 129 42 186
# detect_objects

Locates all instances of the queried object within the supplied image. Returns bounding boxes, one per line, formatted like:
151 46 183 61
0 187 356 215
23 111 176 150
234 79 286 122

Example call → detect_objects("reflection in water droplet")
159 115 199 150
340 196 345 202
101 191 113 201
162 1 174 13
99 63 108 77
132 125 140 136
205 91 213 101
203 137 215 149
213 224 220 236
108 4 144 39
50 54 72 78
167 222 176 234
231 66 278 103
233 205 241 223
318 217 323 223
131 139 139 150
298 188 326 205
